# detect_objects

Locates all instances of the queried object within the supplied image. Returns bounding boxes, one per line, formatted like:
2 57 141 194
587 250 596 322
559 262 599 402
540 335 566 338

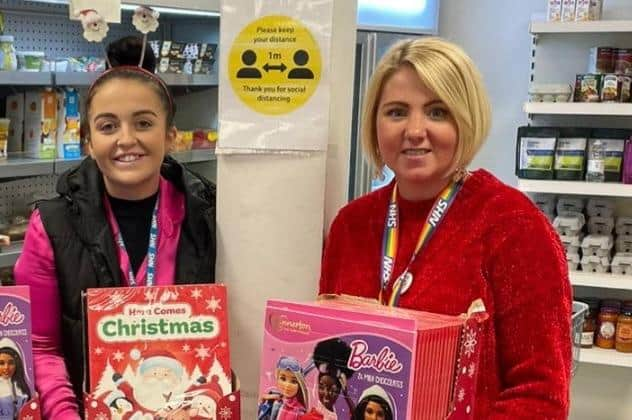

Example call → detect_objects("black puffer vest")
37 156 216 411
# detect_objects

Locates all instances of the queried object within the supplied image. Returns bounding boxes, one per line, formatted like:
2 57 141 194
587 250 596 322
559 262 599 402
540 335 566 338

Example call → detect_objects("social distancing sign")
228 15 322 115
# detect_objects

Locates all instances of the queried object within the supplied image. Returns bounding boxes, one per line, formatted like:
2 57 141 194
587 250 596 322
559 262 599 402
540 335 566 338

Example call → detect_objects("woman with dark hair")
351 386 393 420
0 346 31 418
15 35 216 419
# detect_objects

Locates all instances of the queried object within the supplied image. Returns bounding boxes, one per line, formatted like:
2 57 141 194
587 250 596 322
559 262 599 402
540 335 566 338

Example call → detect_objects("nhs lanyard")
380 180 463 307
114 196 159 287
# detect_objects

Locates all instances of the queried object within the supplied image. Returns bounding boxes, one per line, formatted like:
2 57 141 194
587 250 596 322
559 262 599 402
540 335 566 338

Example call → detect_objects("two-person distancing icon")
236 49 314 79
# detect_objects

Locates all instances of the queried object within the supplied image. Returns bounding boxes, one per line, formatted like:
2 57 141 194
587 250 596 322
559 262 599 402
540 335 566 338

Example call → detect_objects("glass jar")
581 298 600 348
596 302 620 349
616 304 632 353
0 35 17 71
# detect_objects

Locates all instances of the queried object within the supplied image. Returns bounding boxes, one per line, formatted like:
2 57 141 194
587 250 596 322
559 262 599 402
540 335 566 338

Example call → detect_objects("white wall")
439 1 632 419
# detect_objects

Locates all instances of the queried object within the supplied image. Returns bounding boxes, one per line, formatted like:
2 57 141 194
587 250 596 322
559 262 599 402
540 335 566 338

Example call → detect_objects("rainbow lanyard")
380 180 463 307
114 196 160 287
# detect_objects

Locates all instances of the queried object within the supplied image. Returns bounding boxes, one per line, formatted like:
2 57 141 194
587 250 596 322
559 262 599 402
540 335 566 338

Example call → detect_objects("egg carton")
611 253 632 276
557 197 585 214
554 211 585 236
587 216 615 235
567 252 581 271
616 235 632 253
560 234 583 255
581 234 613 257
532 194 556 215
580 255 610 273
616 217 632 236
586 198 615 218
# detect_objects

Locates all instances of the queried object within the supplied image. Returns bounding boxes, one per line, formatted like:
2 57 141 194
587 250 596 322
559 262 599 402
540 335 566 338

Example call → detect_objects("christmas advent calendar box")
258 297 487 420
0 286 41 420
84 284 239 419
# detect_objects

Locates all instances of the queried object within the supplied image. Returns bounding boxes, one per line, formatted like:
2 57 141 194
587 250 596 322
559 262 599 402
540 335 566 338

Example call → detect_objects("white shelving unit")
530 19 632 34
570 272 632 290
523 102 632 116
580 347 632 368
518 179 632 197
522 18 632 370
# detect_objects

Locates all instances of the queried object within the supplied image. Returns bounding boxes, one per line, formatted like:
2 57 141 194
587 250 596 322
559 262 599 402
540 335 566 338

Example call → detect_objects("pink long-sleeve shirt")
15 177 184 419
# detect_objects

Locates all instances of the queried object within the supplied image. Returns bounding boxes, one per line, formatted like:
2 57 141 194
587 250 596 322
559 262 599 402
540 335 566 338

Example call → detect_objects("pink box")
258 297 487 420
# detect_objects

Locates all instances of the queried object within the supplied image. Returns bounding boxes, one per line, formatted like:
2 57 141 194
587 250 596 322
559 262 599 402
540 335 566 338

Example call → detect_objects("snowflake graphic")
206 296 222 312
113 350 125 362
95 413 109 420
457 387 465 402
195 344 210 360
468 362 476 378
144 289 156 301
110 291 125 306
182 344 191 352
94 347 103 355
191 288 203 300
463 329 477 357
219 406 232 419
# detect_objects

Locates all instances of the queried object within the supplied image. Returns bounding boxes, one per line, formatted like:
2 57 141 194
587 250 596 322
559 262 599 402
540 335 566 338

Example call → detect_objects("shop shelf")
54 158 84 174
55 72 99 86
580 347 632 368
570 272 632 290
518 179 632 197
0 71 53 85
523 102 632 116
171 149 216 163
0 242 22 267
0 156 54 179
54 72 218 87
530 19 632 34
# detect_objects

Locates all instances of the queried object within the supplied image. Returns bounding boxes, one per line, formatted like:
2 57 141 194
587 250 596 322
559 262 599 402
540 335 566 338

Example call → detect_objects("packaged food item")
528 83 572 102
16 51 45 72
596 301 620 349
554 128 589 180
590 129 629 182
561 0 577 22
199 43 218 64
160 40 171 57
0 118 9 159
554 211 585 236
0 35 17 71
149 40 161 58
548 0 563 21
515 126 557 179
588 47 614 74
192 128 217 149
24 89 57 159
193 59 214 75
574 74 602 102
586 198 615 217
557 196 585 214
589 0 603 20
616 303 632 352
579 298 600 348
619 75 632 102
623 139 632 184
575 0 591 21
168 41 186 59
601 73 620 102
581 234 613 258
56 87 81 160
612 253 632 276
615 48 632 75
167 58 186 73
5 93 24 153
172 130 193 152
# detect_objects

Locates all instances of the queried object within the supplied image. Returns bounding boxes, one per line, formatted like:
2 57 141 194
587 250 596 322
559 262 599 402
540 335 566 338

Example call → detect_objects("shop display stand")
525 17 632 368
0 0 219 269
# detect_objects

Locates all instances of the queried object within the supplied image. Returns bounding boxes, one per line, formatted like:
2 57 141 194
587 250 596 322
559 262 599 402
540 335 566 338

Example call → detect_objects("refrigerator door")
349 31 420 200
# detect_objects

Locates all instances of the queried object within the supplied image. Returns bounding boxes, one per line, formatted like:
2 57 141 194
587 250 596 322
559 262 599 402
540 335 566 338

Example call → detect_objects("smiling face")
376 65 459 201
318 374 340 410
277 369 300 399
364 401 386 420
87 78 175 200
0 353 16 379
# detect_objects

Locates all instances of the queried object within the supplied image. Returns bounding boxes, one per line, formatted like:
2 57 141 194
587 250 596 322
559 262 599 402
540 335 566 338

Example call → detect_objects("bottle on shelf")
586 139 605 182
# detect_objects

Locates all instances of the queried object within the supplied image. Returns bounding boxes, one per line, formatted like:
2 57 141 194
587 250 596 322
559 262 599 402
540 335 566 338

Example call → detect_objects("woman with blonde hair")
320 37 572 419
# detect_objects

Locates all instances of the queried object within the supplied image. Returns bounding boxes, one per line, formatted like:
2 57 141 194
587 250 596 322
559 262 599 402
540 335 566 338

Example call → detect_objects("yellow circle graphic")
228 15 322 115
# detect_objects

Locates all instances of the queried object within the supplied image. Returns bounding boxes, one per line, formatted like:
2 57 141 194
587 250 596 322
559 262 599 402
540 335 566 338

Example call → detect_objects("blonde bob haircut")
361 37 492 177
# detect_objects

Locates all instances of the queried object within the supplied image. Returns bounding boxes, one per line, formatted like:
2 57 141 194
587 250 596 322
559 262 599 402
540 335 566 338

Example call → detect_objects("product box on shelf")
516 126 558 180
561 0 577 22
259 296 487 420
83 284 239 419
56 87 81 160
5 93 24 153
24 89 57 159
0 286 42 419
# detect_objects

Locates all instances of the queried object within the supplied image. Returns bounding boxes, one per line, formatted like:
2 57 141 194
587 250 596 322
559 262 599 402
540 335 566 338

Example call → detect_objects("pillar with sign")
216 0 356 416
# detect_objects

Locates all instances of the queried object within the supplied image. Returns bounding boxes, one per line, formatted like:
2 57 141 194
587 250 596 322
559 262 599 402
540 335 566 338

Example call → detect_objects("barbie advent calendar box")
258 297 487 420
84 284 239 419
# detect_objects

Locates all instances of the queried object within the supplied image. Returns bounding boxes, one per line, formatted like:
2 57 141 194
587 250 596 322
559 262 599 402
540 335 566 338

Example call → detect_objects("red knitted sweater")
319 169 572 420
